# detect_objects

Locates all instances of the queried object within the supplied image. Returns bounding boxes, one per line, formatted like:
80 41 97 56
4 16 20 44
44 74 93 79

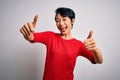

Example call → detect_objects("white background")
0 0 120 80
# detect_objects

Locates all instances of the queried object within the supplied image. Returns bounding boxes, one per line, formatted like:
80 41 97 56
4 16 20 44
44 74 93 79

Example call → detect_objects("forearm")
93 48 103 64
84 30 103 64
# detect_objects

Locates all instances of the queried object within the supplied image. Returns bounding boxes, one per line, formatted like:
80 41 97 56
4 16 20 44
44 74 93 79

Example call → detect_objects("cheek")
56 23 60 28
66 22 72 28
56 22 59 26
66 20 71 25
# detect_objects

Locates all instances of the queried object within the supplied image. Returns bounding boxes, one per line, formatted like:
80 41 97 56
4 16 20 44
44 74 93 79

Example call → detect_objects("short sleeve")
33 31 53 45
80 43 96 64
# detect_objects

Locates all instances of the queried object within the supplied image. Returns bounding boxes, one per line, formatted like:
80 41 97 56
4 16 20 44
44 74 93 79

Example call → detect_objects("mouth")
59 26 67 32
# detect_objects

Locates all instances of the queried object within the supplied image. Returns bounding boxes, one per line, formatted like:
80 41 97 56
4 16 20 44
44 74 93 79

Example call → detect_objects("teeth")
59 26 67 32
61 27 65 29
61 27 66 29
61 27 65 30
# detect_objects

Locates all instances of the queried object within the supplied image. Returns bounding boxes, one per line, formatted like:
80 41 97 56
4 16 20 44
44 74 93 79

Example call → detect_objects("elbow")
96 59 103 64
94 57 103 64
97 61 103 64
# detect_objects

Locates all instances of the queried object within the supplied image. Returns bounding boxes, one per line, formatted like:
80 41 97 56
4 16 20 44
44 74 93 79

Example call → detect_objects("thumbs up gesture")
20 15 38 41
84 30 97 51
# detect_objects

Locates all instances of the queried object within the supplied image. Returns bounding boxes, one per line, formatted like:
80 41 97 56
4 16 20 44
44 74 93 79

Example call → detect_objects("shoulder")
67 38 85 49
43 31 60 37
72 38 83 45
40 31 54 34
36 31 56 36
33 31 57 40
33 31 57 44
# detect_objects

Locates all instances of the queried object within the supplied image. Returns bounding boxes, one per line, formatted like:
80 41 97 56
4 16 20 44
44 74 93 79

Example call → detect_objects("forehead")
55 13 68 19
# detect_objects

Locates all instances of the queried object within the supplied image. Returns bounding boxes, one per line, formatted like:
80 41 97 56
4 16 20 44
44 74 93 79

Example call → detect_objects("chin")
61 32 67 35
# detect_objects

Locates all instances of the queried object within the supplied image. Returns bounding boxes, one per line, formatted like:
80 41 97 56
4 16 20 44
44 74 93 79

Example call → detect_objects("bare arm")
84 30 103 64
19 15 38 42
93 48 103 64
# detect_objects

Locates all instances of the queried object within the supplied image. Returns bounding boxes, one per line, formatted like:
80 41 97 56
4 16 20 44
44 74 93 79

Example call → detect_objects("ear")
71 19 75 24
71 19 75 29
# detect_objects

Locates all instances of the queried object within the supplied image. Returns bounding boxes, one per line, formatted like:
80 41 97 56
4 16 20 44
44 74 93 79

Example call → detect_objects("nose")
60 20 64 26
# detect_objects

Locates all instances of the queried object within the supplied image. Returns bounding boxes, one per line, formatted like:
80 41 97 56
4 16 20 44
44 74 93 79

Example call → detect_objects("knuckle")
27 22 30 26
20 29 22 32
25 24 27 27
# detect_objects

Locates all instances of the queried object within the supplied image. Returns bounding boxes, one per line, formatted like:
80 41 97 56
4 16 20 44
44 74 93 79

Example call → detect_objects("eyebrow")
55 18 59 21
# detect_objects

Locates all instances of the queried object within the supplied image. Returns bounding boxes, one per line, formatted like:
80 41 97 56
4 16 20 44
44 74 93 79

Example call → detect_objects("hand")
84 30 103 64
20 15 38 41
84 30 97 51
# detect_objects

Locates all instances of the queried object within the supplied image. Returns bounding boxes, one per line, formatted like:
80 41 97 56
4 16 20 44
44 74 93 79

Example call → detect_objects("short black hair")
55 7 75 21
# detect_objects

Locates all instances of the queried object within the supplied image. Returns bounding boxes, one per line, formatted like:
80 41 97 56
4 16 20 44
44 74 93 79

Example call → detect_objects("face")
55 13 74 35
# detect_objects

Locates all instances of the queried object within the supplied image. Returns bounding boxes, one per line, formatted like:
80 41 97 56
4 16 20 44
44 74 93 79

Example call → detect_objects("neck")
60 33 73 40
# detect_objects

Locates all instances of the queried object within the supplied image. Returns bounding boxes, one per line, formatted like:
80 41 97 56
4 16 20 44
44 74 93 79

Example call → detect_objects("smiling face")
55 13 75 35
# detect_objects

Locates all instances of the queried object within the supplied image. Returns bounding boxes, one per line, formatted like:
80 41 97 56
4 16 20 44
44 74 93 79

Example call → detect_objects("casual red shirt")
33 31 95 80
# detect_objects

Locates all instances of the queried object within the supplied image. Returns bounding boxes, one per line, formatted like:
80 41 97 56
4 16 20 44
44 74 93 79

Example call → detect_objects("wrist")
93 47 99 53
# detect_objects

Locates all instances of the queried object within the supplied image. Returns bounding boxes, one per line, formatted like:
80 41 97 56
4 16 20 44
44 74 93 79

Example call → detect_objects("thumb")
32 15 38 28
87 30 93 39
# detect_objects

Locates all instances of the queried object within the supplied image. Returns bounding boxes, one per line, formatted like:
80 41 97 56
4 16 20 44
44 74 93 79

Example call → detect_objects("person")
20 7 103 80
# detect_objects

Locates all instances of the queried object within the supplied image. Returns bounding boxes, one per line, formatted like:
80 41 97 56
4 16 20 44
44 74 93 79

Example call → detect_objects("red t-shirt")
33 31 95 80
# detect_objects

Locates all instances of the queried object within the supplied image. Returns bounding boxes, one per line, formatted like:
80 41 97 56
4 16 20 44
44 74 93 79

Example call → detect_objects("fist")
20 15 38 41
84 30 97 51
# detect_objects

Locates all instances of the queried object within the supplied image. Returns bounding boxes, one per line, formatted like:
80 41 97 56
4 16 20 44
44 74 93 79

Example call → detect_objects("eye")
63 18 67 21
63 17 68 21
56 19 60 22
